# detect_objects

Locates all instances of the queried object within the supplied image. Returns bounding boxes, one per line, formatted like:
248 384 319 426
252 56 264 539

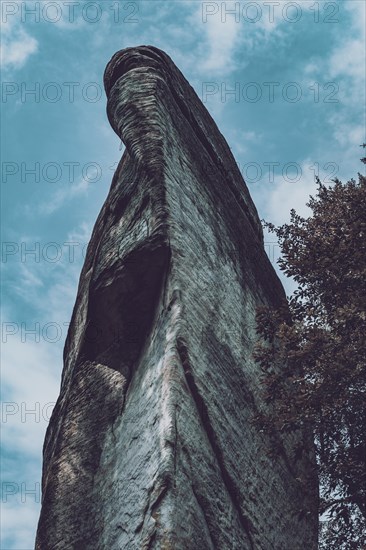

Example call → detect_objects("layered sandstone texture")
36 46 318 550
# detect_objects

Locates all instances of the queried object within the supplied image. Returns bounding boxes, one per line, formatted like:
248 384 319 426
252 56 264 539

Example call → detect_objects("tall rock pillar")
36 46 318 549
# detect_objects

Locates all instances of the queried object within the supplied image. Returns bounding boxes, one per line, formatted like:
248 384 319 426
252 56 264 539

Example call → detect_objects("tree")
254 153 366 548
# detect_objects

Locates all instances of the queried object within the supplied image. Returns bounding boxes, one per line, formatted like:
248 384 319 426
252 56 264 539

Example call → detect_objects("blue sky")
1 1 365 547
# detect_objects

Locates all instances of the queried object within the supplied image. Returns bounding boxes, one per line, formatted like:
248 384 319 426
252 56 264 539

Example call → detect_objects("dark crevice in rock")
173 406 178 487
150 482 169 518
176 336 255 550
140 482 169 550
137 484 155 535
145 530 157 550
190 483 216 550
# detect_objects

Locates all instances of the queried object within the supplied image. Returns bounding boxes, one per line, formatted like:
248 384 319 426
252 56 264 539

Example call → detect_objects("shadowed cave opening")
79 240 171 380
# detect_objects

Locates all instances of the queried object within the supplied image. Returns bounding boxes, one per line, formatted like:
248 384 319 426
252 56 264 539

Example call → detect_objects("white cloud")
1 221 91 548
229 129 263 156
330 117 364 149
7 223 91 316
38 176 92 215
200 9 241 74
264 160 318 226
1 500 41 550
257 159 320 295
299 1 365 183
184 1 316 79
343 0 366 36
183 1 245 76
0 5 38 70
1 334 61 454
19 262 44 289
302 1 365 103
1 28 38 69
329 37 365 81
327 1 365 84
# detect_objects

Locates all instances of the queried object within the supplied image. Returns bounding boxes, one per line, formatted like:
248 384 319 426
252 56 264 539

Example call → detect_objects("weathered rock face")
36 46 318 549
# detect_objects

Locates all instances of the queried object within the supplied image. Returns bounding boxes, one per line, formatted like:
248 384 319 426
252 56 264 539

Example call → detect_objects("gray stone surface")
35 46 318 549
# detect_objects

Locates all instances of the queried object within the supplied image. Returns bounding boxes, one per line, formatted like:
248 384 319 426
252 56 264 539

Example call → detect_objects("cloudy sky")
1 0 365 547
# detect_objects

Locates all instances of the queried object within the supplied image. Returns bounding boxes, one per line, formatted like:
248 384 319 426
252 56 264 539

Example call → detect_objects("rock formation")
35 46 318 549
